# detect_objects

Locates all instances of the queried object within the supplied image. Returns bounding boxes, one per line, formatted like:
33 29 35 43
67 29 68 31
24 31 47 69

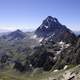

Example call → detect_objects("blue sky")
0 0 80 32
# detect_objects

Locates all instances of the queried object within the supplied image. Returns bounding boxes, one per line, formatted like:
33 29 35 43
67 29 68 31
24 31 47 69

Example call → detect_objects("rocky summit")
35 16 76 43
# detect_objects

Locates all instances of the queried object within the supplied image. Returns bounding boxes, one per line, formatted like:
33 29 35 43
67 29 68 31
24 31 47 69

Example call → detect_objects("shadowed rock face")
35 16 76 43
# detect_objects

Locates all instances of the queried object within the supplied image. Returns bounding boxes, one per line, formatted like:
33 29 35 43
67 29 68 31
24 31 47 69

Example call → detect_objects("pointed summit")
15 29 22 32
39 16 61 30
35 16 76 43
45 16 58 23
43 16 59 23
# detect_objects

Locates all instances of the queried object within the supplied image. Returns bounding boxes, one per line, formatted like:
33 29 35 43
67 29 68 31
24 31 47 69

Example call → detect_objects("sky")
0 0 80 32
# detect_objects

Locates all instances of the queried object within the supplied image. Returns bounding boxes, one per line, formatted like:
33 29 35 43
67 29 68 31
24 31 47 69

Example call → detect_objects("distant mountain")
74 31 80 36
1 29 26 41
35 16 76 43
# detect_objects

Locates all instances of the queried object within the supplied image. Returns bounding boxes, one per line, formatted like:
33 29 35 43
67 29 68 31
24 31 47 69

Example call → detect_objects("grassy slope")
0 65 80 80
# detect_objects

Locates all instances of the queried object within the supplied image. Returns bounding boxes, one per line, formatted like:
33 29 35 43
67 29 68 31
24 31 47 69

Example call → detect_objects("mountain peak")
46 16 58 22
6 29 26 41
43 16 59 25
46 16 54 19
40 16 61 30
35 16 76 43
16 29 21 31
14 29 22 33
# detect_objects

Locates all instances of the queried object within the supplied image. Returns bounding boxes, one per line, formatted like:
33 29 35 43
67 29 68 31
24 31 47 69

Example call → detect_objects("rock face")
60 37 80 65
35 16 76 43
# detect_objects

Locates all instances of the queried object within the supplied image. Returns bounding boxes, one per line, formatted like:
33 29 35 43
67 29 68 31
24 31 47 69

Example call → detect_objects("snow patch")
39 38 43 42
52 33 55 36
58 41 70 49
58 41 65 49
44 25 48 29
48 33 55 39
59 41 65 45
65 44 70 48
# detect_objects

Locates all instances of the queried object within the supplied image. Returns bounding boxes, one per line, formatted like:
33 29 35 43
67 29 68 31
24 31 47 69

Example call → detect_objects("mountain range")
0 16 77 44
0 16 80 80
